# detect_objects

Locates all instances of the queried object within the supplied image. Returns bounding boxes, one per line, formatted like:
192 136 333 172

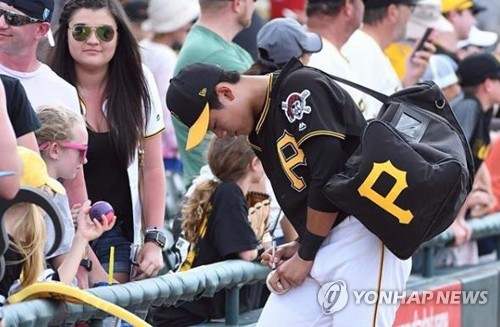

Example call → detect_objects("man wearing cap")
453 53 500 171
305 0 367 114
0 0 80 113
172 0 255 189
441 0 485 40
343 0 434 119
166 58 411 325
385 0 453 79
447 53 500 259
255 17 323 71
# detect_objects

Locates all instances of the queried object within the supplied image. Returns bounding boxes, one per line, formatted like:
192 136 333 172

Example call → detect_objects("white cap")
457 26 499 49
423 54 458 89
406 0 453 40
142 0 200 34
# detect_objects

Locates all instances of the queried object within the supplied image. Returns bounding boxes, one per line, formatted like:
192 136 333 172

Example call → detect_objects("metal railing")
420 212 500 277
3 260 269 327
4 212 500 326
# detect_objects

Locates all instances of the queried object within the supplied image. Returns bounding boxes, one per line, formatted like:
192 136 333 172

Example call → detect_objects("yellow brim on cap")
442 0 473 13
186 103 210 151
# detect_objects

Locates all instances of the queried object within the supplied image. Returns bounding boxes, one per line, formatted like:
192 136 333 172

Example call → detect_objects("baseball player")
166 59 412 326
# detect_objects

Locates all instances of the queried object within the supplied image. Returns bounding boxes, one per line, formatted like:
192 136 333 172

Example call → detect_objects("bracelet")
298 229 325 261
142 226 160 235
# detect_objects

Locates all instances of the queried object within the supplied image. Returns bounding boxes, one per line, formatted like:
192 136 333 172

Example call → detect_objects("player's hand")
261 240 299 269
450 219 470 246
131 242 164 281
272 253 313 289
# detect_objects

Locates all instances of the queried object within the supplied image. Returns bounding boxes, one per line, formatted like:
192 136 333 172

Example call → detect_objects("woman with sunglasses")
50 0 166 283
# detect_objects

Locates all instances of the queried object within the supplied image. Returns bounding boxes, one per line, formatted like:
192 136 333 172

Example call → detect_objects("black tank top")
84 128 134 241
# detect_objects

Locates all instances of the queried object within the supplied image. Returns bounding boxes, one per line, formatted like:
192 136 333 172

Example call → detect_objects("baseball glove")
247 192 272 244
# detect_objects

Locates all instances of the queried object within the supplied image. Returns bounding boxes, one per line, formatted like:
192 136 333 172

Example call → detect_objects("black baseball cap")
365 0 419 9
0 0 54 22
167 63 225 150
457 53 500 87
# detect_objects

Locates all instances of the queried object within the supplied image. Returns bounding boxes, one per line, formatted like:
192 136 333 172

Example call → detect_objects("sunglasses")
0 8 42 26
59 141 88 159
70 24 116 43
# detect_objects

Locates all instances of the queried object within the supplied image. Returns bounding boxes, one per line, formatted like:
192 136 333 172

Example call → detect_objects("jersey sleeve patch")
281 89 312 123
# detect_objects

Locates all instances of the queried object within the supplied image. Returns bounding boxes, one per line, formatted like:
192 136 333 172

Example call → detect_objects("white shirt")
125 65 165 243
0 62 80 113
309 37 367 115
139 39 179 159
342 30 402 119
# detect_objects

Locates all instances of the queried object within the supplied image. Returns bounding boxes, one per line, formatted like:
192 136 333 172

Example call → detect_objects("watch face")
157 233 167 246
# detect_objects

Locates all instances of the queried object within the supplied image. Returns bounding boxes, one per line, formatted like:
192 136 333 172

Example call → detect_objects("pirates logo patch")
281 90 311 123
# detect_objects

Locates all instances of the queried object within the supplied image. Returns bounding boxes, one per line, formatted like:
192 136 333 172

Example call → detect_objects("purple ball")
90 201 114 223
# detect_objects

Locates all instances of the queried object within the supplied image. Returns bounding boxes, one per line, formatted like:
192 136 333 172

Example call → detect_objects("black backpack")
322 76 474 260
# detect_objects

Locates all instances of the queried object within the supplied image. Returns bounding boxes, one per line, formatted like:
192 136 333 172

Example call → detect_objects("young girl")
151 136 262 327
0 145 113 299
35 106 115 287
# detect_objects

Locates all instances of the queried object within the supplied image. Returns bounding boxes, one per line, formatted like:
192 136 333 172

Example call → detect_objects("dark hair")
207 70 241 109
363 6 388 25
50 0 151 165
245 61 276 76
306 0 345 17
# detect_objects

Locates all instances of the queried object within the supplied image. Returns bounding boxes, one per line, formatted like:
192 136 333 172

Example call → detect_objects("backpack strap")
326 73 390 104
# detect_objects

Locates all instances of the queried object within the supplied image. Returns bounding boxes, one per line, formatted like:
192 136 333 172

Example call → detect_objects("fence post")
225 287 240 326
496 236 500 260
422 247 434 278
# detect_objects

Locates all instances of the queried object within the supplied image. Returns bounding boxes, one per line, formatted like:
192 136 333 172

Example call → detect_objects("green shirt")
172 25 253 188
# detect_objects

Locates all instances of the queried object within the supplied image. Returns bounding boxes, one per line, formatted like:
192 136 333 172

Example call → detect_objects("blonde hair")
182 136 256 242
6 198 47 288
35 106 85 147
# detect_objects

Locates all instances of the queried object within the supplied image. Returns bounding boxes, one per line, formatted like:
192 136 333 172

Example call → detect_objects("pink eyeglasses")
39 141 88 160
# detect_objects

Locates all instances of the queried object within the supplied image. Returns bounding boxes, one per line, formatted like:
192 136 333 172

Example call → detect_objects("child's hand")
75 200 116 241
71 203 82 228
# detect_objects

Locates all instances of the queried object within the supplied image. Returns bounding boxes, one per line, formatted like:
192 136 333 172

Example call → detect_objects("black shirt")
84 129 133 240
1 74 40 138
451 93 492 173
153 182 258 326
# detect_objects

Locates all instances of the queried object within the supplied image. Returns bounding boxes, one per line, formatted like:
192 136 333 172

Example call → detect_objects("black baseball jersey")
248 59 366 236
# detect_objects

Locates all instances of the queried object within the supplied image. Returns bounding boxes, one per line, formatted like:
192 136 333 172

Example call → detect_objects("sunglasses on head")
0 8 42 26
70 24 116 43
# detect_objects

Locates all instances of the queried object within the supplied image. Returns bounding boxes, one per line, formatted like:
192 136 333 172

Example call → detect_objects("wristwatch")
144 228 167 248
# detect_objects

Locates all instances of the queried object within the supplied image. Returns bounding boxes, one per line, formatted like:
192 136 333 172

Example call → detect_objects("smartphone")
413 28 433 56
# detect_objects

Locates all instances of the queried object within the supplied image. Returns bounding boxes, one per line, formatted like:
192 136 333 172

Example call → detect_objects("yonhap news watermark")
318 280 488 315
